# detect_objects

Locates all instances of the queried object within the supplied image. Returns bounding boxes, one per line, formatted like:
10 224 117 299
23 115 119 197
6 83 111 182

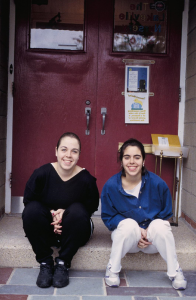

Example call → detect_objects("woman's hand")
51 209 65 235
137 227 152 249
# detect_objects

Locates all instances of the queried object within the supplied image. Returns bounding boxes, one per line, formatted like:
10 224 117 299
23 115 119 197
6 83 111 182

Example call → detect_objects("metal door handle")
101 108 107 135
85 107 91 135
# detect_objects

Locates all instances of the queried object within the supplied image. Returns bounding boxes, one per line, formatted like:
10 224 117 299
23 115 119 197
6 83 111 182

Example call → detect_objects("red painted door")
12 0 183 198
95 0 183 192
12 0 99 196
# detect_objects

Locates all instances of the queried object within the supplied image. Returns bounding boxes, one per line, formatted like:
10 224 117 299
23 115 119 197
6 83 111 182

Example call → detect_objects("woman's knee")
61 202 90 235
147 219 171 240
22 201 51 228
118 218 139 230
63 202 89 223
61 202 91 242
113 218 140 240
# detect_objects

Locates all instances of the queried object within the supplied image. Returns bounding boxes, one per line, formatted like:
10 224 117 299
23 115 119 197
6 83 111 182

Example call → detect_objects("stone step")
0 215 196 270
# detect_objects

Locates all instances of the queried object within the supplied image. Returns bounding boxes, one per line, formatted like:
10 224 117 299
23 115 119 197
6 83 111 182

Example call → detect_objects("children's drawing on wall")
125 65 149 124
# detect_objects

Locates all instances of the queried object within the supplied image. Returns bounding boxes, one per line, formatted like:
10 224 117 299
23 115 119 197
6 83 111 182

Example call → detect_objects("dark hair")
119 138 146 177
57 132 81 151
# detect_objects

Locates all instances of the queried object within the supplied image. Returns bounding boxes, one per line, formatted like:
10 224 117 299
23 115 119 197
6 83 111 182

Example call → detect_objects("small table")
152 145 189 226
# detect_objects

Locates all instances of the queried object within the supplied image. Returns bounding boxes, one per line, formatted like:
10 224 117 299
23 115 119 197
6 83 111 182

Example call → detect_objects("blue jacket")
101 170 173 231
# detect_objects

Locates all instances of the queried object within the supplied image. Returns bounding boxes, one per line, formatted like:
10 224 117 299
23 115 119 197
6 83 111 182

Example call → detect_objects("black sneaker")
36 262 54 288
53 258 69 288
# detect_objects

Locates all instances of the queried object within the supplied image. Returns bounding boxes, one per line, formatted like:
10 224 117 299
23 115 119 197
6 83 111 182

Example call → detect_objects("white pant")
109 218 179 277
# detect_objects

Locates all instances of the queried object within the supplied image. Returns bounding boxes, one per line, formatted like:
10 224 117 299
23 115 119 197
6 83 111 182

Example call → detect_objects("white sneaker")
169 267 187 290
105 264 120 287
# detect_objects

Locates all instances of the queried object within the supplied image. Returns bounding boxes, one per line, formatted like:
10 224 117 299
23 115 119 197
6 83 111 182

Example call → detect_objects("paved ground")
0 268 196 300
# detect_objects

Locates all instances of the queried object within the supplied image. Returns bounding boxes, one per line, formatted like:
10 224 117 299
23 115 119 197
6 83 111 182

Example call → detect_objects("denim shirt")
101 170 172 231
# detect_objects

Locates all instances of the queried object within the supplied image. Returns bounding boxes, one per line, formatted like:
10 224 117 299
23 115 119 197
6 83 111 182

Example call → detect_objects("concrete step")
0 215 196 270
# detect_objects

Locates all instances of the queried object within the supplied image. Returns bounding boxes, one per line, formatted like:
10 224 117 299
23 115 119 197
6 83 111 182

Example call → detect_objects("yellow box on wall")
151 134 181 147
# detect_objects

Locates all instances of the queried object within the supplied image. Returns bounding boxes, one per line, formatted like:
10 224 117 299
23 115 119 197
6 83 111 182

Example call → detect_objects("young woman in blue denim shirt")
101 138 187 290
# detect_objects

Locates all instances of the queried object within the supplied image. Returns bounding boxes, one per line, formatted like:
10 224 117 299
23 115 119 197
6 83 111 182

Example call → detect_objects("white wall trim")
5 0 15 213
176 0 189 216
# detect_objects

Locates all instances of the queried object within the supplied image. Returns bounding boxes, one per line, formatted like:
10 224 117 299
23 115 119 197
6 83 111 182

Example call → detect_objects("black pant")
22 201 92 267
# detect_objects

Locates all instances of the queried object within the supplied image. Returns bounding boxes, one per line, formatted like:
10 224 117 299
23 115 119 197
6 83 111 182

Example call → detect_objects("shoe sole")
36 282 53 288
172 285 186 290
172 282 187 290
105 279 120 287
53 279 69 288
106 284 119 287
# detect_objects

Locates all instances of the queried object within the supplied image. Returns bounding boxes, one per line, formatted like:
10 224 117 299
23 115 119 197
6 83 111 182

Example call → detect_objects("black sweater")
23 163 99 216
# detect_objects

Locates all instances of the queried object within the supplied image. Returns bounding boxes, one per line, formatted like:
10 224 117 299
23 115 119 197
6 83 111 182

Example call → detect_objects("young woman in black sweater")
22 132 99 288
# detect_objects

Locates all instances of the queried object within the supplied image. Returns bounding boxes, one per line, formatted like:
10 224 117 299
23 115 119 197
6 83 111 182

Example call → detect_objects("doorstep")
0 215 196 270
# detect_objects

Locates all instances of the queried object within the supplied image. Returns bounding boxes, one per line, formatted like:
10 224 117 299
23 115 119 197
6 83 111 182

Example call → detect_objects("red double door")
12 0 183 197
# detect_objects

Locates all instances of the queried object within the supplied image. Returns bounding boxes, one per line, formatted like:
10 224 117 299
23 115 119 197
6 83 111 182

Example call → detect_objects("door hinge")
9 64 13 74
179 87 181 102
12 82 15 97
9 173 12 188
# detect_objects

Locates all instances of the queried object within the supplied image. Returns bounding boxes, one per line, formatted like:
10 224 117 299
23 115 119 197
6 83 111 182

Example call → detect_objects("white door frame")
5 0 15 213
176 0 189 217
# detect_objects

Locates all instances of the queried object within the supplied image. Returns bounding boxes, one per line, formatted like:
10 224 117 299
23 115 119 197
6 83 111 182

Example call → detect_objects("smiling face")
55 136 80 173
122 146 144 180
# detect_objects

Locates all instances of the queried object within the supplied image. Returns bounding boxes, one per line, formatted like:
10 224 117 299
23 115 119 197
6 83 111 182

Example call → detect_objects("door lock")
85 107 91 135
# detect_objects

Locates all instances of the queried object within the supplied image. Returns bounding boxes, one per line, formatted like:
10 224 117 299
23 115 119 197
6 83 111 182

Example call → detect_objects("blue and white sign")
125 65 149 123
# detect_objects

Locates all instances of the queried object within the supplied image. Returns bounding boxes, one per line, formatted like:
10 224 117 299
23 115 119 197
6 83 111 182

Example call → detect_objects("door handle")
85 107 91 135
101 107 107 135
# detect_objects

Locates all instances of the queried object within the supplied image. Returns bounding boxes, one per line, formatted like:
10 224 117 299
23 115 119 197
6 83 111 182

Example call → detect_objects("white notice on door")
158 137 169 146
128 71 138 92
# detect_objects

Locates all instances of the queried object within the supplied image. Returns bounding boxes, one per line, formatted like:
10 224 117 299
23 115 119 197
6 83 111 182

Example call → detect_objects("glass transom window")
30 0 85 50
113 0 168 53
